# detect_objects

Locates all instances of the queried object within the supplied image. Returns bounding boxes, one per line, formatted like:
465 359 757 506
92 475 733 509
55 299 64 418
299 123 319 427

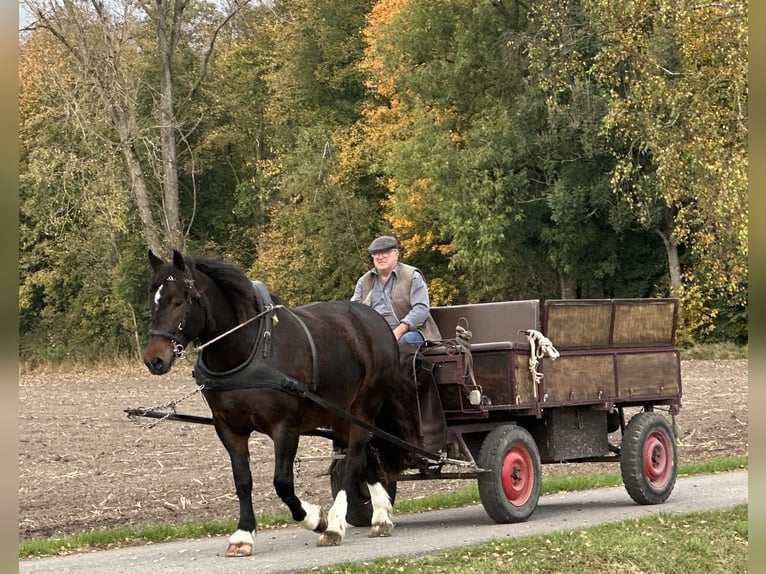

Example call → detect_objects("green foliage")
18 0 748 360
588 0 748 340
19 29 145 362
360 0 558 302
245 0 388 303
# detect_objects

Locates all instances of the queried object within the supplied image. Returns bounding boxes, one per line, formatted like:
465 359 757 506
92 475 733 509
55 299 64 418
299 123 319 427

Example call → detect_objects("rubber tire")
329 459 397 527
620 411 678 505
477 425 542 524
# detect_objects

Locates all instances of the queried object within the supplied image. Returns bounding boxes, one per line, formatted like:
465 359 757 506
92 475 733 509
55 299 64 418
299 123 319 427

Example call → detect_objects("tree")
588 0 748 340
360 0 657 302
247 0 385 302
19 0 254 360
19 29 144 359
22 0 253 254
358 0 546 302
179 4 275 259
518 0 668 299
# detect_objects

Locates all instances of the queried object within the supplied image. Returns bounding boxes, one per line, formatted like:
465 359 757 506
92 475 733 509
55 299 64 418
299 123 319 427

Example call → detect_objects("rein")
194 305 283 357
151 305 284 359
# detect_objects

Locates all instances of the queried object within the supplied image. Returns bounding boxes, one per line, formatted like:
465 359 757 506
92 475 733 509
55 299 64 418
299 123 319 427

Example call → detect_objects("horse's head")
143 250 206 375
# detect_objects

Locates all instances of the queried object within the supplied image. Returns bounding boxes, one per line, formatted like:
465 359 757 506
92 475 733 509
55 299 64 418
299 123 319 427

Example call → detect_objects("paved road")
20 470 747 574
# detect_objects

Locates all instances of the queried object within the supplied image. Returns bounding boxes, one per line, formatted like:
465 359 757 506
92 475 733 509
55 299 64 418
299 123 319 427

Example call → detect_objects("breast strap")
193 282 318 392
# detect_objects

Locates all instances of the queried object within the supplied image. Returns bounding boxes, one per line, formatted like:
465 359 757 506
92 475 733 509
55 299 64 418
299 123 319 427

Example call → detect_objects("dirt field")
18 358 748 542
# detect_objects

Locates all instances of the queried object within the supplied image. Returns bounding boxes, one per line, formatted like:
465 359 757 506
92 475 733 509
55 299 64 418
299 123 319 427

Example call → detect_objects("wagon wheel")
477 425 542 524
329 458 397 527
620 411 678 505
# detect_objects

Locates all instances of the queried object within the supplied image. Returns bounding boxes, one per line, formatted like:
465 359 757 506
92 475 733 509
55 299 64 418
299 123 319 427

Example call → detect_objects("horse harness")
193 280 319 394
190 281 444 462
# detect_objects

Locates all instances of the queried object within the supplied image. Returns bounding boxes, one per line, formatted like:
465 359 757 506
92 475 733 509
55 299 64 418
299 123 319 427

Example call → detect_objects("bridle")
148 274 203 358
148 271 286 360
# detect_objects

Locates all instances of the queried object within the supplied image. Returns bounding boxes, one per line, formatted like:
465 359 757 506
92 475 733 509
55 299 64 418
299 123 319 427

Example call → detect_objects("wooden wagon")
333 297 682 525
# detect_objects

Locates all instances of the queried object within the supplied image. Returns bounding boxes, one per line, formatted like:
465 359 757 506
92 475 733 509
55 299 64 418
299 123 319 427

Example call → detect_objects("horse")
141 250 419 556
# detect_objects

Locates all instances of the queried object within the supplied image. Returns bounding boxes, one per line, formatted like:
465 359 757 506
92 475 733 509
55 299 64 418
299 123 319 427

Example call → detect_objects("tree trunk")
154 0 184 251
656 215 682 294
120 142 164 255
558 270 577 299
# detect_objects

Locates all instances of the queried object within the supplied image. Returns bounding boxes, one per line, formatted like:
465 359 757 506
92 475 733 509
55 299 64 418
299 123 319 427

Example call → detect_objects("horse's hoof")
317 530 343 547
314 511 328 533
369 522 394 537
225 542 253 557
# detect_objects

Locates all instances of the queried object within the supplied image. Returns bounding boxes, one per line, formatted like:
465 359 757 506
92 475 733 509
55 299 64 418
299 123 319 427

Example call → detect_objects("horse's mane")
187 256 258 323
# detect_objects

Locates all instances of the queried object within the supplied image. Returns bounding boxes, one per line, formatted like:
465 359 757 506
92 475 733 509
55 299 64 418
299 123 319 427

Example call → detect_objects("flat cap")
368 235 399 253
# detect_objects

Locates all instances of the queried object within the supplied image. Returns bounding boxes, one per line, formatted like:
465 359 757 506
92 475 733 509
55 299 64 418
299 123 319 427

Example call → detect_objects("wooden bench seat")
425 300 540 354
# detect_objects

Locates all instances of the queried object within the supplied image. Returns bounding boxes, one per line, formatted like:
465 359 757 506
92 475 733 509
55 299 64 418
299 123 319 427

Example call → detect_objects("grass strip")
19 455 747 558
293 505 748 574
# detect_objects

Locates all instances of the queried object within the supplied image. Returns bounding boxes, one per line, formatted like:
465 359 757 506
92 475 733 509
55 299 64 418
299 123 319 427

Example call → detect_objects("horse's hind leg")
319 429 394 546
364 446 394 537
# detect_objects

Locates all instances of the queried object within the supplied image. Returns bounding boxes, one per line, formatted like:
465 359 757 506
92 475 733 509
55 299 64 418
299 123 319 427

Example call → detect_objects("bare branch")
182 0 254 110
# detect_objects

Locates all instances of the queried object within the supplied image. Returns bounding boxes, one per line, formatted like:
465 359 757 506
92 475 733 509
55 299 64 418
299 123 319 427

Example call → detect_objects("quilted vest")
361 263 442 342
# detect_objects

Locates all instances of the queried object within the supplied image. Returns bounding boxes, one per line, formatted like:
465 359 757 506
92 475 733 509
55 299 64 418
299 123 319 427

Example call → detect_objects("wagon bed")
428 298 680 414
420 298 681 464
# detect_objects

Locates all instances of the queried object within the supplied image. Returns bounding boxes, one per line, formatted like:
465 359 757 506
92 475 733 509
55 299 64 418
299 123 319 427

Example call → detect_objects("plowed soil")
18 359 748 542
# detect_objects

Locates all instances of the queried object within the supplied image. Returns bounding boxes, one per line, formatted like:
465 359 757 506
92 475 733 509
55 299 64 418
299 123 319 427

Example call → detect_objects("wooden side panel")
431 358 464 413
513 354 536 404
613 300 677 346
432 352 517 411
425 299 682 420
542 355 615 402
544 298 679 350
473 353 513 406
615 352 681 398
544 303 612 349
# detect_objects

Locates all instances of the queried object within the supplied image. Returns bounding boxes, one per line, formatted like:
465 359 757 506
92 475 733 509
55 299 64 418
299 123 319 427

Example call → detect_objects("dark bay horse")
142 250 417 556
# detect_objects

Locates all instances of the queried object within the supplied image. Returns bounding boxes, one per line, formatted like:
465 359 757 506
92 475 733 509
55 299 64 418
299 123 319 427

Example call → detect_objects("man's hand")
393 322 409 340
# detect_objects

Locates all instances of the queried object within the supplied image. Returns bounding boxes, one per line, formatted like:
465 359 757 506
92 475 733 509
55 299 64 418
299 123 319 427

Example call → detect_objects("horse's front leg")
215 425 257 557
272 429 328 536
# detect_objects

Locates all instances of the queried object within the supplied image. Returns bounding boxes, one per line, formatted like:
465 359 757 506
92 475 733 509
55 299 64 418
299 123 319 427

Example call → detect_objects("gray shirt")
351 267 431 331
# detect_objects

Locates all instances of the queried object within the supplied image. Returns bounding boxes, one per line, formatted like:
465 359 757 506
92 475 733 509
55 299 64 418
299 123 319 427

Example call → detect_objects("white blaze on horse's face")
153 275 176 310
154 284 164 310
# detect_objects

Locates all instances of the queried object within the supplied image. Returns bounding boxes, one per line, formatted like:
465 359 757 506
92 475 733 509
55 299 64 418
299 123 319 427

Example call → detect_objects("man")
351 235 441 347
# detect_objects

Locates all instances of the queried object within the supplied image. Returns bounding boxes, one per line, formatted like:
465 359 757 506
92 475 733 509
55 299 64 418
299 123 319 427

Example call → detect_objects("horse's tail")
371 343 436 474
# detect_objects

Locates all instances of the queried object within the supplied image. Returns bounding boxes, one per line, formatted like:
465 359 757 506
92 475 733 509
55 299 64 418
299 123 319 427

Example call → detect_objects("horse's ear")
172 249 186 272
148 250 164 271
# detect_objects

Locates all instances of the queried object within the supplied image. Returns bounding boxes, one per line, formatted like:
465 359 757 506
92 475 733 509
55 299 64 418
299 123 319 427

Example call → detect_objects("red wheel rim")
501 445 534 505
643 429 672 487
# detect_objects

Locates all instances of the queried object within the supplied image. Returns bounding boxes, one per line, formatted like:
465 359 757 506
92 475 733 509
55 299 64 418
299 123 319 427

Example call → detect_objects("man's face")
371 248 399 275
